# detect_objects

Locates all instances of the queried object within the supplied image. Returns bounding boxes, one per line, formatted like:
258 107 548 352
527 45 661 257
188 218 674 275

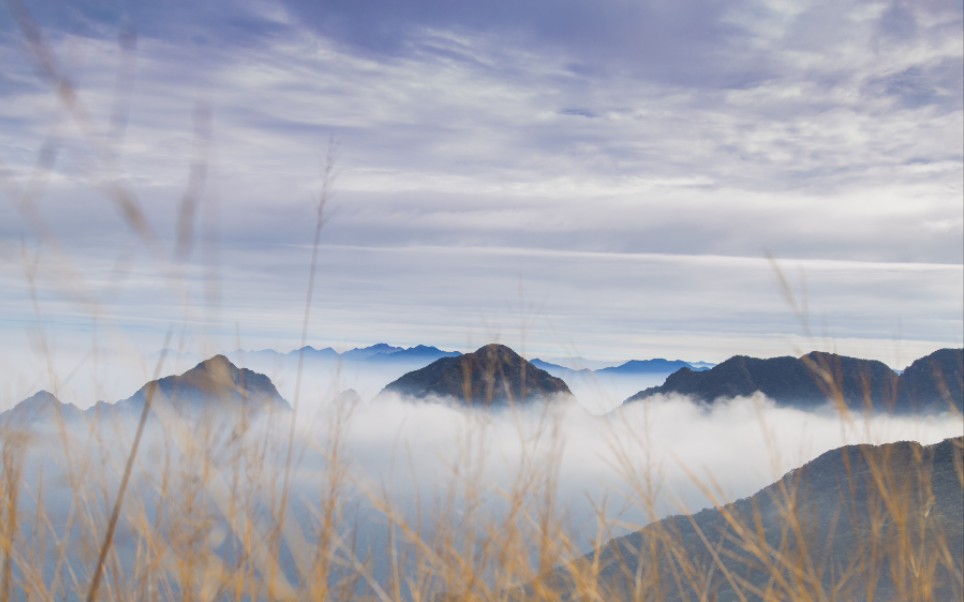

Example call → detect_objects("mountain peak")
20 390 61 407
380 343 572 405
474 343 521 358
110 354 290 416
195 353 236 371
895 348 963 412
1 390 85 426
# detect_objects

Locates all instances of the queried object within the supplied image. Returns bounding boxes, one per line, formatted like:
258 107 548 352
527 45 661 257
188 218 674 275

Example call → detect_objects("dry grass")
0 366 961 601
2 4 963 600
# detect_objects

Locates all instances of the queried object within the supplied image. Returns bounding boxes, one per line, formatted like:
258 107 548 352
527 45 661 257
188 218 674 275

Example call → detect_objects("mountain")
530 359 591 379
532 358 710 380
380 344 572 405
686 360 716 370
339 343 404 361
627 349 963 412
232 343 460 366
626 351 901 410
0 390 86 427
526 436 964 601
365 345 461 363
895 348 964 412
288 345 340 360
597 358 698 376
89 355 290 418
529 357 713 413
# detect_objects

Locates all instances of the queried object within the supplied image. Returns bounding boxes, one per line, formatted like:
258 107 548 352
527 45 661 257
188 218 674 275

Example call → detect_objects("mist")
6 380 961 598
303 392 963 536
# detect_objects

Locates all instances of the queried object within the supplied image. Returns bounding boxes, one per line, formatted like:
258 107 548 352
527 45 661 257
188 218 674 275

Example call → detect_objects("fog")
305 392 963 533
5 381 961 597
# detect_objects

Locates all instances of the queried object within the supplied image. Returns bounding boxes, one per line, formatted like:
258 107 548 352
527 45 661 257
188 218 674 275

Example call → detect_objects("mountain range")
627 348 963 412
3 356 290 427
151 343 712 408
525 435 964 601
4 346 961 423
230 343 460 365
530 357 707 379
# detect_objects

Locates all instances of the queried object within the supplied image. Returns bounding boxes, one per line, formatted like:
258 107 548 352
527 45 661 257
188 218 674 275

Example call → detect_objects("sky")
1 0 962 404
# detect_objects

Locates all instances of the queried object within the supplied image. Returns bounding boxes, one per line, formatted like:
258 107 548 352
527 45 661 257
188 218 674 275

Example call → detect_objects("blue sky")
1 0 962 401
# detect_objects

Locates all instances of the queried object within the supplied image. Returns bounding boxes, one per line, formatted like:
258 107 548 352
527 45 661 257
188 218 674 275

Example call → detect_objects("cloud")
175 391 964 541
0 0 960 399
9 390 964 594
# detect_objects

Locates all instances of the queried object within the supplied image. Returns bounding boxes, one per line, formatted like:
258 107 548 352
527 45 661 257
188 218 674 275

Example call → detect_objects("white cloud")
10 391 963 592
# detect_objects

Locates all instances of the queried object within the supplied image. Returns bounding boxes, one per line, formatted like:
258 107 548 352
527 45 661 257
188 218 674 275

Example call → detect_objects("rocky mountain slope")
526 436 964 601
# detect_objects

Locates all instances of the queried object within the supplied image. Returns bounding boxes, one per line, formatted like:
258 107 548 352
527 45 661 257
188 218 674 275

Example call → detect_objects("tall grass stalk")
2 4 962 601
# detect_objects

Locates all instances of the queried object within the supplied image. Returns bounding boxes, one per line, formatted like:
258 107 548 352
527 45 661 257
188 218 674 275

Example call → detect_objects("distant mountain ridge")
158 344 714 405
381 344 573 405
531 358 710 380
168 343 712 375
627 348 963 412
529 359 591 378
6 348 959 422
233 343 461 365
527 436 964 600
597 358 701 376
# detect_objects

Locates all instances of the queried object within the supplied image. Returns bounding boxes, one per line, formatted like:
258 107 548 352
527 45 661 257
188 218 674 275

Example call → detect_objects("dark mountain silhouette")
896 348 964 412
525 436 964 601
627 348 963 412
627 351 904 410
0 390 85 427
89 355 290 418
380 343 572 405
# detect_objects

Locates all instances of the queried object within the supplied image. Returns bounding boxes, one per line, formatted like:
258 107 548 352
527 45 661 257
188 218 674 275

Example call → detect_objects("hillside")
527 436 964 601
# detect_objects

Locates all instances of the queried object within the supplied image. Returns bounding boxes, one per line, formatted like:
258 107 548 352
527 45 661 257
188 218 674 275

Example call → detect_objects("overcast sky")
1 0 962 403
